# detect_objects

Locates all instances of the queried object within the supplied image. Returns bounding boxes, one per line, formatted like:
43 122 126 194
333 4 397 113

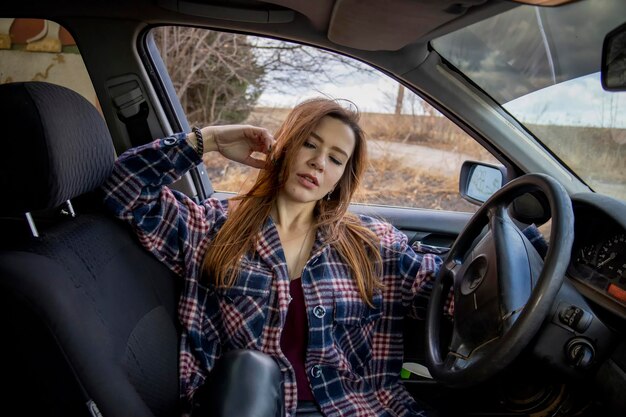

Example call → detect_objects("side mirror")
459 161 506 205
601 22 626 91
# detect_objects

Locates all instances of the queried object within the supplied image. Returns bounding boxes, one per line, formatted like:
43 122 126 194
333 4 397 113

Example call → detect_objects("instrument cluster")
568 202 626 312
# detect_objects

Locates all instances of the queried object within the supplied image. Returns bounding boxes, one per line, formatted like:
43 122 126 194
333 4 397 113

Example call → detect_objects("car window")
431 0 626 203
151 26 498 213
0 18 98 110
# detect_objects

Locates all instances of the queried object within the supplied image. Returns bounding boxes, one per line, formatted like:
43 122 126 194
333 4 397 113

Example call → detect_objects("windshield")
432 0 625 202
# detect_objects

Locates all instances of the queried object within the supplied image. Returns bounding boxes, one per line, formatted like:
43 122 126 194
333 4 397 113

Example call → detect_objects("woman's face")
280 116 356 206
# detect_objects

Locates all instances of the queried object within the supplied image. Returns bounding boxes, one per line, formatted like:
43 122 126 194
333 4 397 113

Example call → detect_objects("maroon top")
280 278 315 401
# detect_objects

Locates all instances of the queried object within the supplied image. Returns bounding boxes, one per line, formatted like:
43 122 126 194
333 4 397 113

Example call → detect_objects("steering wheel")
425 173 574 386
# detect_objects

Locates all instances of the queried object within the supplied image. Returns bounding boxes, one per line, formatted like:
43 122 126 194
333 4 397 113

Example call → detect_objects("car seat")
0 81 181 417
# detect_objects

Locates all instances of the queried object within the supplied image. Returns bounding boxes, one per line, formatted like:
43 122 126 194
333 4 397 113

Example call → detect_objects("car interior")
0 1 625 417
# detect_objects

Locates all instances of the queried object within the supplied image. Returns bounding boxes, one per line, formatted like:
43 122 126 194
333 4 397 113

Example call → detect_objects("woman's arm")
101 126 274 277
189 125 273 169
397 236 451 320
401 247 454 320
102 133 218 276
372 220 452 319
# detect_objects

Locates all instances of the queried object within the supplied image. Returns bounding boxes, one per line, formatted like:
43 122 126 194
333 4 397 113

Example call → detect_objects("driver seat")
0 82 181 417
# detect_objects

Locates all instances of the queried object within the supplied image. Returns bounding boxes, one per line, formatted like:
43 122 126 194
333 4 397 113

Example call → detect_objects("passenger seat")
0 81 181 417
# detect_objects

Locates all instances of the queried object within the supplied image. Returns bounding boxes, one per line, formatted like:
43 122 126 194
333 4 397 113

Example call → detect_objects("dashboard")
567 194 626 319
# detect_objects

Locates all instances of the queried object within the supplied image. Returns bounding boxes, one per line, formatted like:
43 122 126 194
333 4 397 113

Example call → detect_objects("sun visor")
327 0 488 51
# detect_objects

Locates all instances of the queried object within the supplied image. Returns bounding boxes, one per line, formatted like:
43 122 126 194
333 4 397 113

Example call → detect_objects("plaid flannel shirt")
102 133 449 417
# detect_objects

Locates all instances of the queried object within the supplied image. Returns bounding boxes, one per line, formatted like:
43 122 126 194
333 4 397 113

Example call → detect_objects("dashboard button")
559 305 592 332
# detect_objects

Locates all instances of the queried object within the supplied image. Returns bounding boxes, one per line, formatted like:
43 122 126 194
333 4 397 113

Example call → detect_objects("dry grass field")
528 124 626 200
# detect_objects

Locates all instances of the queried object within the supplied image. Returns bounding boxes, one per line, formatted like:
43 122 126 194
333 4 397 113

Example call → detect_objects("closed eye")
330 156 343 166
305 140 343 165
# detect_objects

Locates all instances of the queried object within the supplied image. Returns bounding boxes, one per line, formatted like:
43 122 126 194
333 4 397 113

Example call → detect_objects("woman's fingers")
245 127 275 169
206 124 275 167
247 126 274 153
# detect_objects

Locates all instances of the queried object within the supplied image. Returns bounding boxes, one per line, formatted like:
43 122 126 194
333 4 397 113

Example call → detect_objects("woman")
102 98 445 417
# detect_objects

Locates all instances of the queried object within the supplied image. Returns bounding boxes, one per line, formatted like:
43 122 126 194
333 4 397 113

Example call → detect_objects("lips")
297 173 319 186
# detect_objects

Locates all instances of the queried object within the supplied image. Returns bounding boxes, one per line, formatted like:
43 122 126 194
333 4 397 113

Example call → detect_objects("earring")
326 190 332 200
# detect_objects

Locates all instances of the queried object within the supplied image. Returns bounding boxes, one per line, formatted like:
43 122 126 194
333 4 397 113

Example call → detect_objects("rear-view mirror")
602 22 626 91
459 161 506 205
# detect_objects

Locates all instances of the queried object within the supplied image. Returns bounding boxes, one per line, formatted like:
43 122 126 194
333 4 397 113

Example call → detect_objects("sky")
258 75 399 114
504 73 626 129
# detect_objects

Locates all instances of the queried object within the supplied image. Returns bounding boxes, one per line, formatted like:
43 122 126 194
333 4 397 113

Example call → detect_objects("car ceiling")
260 0 513 51
2 0 519 52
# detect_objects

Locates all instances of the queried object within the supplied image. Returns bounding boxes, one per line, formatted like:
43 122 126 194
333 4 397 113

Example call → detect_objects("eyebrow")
310 132 350 158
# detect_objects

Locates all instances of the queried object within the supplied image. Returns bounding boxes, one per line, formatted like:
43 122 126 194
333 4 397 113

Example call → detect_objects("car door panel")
353 203 472 250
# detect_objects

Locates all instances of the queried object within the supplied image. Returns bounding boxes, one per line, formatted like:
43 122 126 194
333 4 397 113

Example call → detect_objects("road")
368 139 475 176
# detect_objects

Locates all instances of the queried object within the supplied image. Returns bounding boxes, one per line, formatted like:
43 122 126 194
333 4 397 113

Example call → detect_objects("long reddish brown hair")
203 98 383 305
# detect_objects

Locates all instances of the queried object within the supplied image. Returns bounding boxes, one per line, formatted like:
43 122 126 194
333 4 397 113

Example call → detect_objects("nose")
308 154 325 171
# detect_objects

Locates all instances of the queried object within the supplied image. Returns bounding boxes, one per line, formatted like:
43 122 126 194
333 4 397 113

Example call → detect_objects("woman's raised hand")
199 125 275 169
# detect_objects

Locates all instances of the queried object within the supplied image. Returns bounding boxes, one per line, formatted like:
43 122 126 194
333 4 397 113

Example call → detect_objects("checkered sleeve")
378 224 453 319
101 133 224 277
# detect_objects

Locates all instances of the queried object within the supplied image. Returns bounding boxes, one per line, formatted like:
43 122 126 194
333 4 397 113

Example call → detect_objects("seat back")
0 82 181 417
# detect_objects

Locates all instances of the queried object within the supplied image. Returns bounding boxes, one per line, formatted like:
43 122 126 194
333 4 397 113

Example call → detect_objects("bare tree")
249 37 374 96
152 27 264 126
152 26 375 126
394 84 404 115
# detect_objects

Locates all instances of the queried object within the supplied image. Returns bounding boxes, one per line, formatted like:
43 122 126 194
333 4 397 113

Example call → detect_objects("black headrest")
0 82 115 215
